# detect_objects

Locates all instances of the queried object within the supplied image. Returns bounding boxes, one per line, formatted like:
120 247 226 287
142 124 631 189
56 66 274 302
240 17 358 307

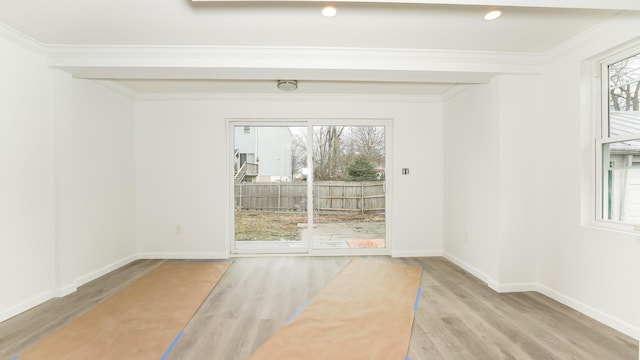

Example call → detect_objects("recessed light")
322 6 337 17
484 10 502 21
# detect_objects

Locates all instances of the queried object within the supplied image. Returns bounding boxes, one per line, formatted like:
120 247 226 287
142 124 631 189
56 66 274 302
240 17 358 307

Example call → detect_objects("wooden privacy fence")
235 181 385 213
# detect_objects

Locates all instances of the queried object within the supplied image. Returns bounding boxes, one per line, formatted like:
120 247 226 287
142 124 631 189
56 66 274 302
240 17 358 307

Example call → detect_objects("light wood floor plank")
0 256 637 360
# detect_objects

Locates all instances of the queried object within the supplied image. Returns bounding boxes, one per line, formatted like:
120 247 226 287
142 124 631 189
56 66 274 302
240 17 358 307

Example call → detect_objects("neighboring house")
234 126 293 182
606 111 640 222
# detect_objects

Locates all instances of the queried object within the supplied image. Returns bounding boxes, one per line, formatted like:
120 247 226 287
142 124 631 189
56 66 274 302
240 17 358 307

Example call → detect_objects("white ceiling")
0 1 615 51
0 1 636 95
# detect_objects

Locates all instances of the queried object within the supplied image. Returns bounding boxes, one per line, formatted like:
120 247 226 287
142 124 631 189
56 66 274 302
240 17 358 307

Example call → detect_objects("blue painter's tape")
413 288 422 311
12 356 18 360
405 356 410 360
285 298 311 324
160 330 184 360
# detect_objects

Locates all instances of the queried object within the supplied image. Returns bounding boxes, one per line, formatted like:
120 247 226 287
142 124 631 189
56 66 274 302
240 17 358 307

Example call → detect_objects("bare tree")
609 55 640 112
350 126 385 166
290 130 307 180
291 125 386 181
313 126 348 180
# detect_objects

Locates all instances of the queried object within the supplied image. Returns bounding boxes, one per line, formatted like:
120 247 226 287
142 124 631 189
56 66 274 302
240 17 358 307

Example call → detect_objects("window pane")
608 53 640 137
603 139 640 222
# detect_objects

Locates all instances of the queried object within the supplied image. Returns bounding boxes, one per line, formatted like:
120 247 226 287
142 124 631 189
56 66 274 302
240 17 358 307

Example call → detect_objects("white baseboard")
74 254 137 287
443 252 537 293
392 250 443 258
54 283 77 297
443 252 639 341
536 283 639 340
0 255 138 321
52 254 137 298
0 290 54 323
442 251 492 285
489 282 538 293
137 252 230 260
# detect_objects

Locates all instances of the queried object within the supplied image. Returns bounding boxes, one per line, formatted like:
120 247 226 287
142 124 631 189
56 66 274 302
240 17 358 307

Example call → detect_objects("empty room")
0 0 639 359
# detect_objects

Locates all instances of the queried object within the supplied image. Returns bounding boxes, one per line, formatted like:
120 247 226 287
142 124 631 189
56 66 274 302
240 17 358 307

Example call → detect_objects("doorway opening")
230 120 390 255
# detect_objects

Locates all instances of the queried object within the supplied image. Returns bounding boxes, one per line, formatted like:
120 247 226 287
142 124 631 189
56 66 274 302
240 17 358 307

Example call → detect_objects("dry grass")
234 212 305 241
234 210 383 241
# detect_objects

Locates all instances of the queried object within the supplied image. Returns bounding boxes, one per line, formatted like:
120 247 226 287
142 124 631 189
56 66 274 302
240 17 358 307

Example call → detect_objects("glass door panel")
233 125 308 253
311 125 386 251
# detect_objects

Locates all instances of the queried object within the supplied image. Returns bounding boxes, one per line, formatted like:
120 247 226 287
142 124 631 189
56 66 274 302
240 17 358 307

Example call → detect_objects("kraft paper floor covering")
17 261 231 360
249 259 423 360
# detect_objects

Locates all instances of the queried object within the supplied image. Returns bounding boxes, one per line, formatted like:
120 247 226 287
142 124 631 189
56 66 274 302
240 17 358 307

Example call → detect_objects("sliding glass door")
230 120 389 255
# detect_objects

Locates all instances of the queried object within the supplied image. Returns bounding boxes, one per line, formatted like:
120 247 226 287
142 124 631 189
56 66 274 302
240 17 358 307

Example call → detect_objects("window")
598 51 640 223
239 153 255 166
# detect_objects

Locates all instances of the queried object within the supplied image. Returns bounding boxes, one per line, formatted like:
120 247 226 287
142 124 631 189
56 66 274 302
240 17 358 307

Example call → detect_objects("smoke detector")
277 80 298 91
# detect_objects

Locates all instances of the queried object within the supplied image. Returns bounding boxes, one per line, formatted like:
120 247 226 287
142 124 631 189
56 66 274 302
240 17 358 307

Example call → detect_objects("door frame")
227 118 392 256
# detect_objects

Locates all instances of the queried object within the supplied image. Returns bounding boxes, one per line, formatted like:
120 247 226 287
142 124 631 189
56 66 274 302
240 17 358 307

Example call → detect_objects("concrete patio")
235 221 385 252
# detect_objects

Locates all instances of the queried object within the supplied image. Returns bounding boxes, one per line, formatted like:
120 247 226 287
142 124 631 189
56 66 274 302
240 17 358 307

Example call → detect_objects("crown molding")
45 44 545 65
94 80 137 100
0 22 46 55
45 45 545 70
542 11 640 64
441 84 474 101
134 92 443 103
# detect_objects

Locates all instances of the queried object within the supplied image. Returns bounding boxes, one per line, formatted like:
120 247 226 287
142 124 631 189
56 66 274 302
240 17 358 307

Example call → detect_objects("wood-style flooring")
0 256 637 359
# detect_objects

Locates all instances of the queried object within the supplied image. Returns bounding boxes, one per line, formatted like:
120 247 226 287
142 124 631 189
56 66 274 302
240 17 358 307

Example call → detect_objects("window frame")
594 47 640 228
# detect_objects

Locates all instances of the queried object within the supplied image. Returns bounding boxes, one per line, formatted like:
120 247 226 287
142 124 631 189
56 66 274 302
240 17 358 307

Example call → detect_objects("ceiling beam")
191 0 640 11
46 45 543 83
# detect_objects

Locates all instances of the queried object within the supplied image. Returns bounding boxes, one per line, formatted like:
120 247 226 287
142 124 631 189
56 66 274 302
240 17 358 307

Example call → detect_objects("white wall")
392 102 443 257
0 32 55 321
443 84 500 282
443 75 541 289
0 29 136 320
55 78 136 291
494 75 539 288
444 13 640 339
536 13 640 338
135 97 443 258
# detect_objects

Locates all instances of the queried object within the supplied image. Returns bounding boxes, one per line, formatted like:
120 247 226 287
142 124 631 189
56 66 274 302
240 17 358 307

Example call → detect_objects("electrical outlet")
176 225 181 234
